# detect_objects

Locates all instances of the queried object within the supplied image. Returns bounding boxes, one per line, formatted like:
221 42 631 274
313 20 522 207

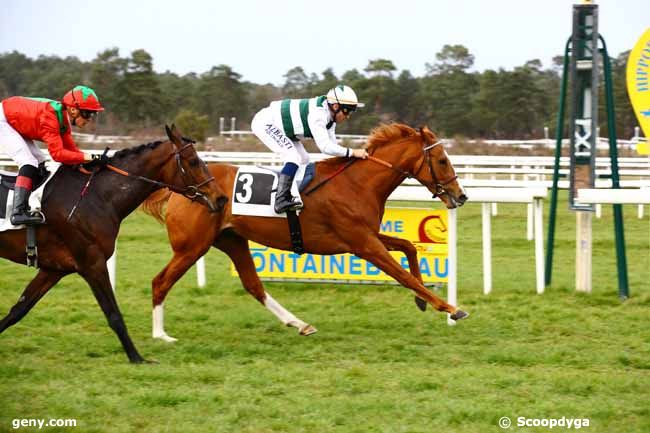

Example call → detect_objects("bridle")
368 132 458 199
167 142 216 201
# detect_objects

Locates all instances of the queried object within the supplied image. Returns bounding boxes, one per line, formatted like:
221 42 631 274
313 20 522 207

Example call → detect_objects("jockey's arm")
309 116 349 157
41 124 91 164
61 129 94 162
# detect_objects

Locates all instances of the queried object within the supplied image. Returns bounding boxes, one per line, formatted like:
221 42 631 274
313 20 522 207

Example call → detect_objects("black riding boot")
10 166 44 226
274 173 303 214
10 187 43 225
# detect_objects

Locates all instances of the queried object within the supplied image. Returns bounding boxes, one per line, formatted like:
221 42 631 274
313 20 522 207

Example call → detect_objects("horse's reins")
303 158 358 195
68 143 215 221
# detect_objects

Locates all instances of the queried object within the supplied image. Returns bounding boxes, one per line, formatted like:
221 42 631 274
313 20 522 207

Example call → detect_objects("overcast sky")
1 0 647 86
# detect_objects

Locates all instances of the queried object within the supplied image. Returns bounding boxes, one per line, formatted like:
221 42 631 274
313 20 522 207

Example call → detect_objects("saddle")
0 163 55 267
231 163 316 254
0 164 50 218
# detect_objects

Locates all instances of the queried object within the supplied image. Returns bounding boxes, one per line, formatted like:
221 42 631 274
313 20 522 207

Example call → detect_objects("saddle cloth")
231 163 315 218
0 161 60 232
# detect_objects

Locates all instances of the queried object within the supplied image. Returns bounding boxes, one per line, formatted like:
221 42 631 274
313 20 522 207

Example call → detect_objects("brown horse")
142 124 468 342
0 125 228 362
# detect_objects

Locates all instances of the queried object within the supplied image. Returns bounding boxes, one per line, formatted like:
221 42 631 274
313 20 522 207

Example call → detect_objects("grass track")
1 194 648 433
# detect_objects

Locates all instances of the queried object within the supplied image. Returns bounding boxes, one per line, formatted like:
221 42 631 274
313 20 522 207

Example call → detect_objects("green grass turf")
0 194 648 433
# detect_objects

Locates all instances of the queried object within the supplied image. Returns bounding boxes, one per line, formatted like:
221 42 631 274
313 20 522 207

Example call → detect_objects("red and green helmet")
62 85 104 111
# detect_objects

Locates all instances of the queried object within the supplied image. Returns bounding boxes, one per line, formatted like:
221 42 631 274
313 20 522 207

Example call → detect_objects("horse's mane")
111 136 196 161
111 140 164 160
318 123 433 169
366 123 420 152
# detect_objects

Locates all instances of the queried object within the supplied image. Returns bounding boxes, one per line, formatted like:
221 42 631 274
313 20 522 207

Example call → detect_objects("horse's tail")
141 188 172 224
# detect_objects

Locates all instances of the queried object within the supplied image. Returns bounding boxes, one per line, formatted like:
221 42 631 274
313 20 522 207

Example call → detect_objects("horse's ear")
419 125 434 144
166 124 183 147
418 126 429 144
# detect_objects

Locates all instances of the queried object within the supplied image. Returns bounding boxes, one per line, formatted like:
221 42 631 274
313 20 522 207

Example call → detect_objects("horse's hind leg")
355 235 468 321
0 270 66 333
378 234 428 312
215 231 316 335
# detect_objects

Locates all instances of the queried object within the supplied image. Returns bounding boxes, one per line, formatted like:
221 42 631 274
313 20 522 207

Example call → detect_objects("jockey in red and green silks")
0 85 104 225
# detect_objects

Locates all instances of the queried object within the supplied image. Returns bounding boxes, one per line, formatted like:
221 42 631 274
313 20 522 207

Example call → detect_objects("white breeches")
0 104 47 169
251 107 309 166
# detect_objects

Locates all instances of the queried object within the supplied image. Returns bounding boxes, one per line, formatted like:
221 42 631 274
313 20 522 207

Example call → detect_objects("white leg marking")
152 304 177 342
264 292 316 335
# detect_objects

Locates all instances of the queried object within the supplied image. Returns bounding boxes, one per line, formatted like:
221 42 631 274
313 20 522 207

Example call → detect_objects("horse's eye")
189 158 200 167
438 159 448 165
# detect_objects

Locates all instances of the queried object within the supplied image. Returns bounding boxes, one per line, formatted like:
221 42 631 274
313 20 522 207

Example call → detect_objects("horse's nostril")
459 194 468 203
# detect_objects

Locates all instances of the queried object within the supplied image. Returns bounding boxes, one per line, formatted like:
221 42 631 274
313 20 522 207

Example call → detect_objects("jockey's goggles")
340 104 357 115
79 109 98 120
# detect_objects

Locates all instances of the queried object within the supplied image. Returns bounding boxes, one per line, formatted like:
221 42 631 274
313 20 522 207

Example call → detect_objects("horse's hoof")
414 296 427 312
450 310 469 321
153 333 178 343
299 324 318 336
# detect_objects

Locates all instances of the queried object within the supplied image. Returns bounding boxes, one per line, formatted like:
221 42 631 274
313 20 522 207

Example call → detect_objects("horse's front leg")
378 233 430 311
215 231 316 335
0 270 66 333
77 257 148 363
355 235 468 320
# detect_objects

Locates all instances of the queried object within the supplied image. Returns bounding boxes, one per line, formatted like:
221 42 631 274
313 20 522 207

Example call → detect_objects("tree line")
0 45 638 141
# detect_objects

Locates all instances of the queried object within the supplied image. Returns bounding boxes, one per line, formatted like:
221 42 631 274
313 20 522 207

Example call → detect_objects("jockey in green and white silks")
251 84 368 214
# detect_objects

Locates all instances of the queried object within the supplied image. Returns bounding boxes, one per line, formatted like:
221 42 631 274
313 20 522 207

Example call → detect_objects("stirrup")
275 197 303 214
10 210 45 226
288 197 303 211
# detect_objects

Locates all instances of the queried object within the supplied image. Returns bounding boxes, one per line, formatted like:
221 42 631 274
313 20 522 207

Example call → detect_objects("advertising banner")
626 28 650 155
231 208 448 284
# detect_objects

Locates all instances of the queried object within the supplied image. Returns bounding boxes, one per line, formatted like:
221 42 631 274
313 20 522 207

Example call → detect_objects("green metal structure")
544 3 629 299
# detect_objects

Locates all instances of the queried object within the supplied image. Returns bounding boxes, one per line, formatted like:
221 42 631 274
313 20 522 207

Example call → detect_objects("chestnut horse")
0 125 228 362
143 124 468 342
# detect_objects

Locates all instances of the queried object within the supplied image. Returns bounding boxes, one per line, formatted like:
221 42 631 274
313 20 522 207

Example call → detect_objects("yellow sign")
626 28 650 155
231 208 449 283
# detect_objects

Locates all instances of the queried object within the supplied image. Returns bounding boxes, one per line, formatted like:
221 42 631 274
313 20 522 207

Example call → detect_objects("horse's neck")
102 143 173 219
343 154 407 204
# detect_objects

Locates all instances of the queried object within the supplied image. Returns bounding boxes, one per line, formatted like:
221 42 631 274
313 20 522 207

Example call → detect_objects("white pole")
534 199 545 294
595 203 602 218
490 176 497 216
576 211 592 293
447 208 457 326
482 202 492 295
108 243 117 292
638 204 644 219
219 117 225 135
197 256 206 288
526 203 534 241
